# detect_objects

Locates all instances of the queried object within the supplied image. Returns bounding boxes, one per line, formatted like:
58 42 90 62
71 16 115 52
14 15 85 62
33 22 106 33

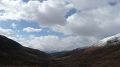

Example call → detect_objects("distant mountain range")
0 35 120 67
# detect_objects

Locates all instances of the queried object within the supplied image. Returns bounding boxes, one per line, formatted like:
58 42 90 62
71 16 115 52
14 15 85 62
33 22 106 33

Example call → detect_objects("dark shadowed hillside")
0 35 50 67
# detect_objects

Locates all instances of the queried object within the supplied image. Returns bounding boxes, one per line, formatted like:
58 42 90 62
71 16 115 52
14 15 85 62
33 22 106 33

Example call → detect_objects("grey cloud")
71 0 120 10
22 0 72 26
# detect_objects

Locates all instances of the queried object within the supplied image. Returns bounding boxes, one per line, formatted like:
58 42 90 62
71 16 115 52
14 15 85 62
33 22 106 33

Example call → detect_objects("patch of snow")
97 34 120 46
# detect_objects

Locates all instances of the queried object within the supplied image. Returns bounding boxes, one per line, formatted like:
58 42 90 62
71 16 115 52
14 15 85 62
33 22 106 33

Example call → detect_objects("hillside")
49 35 120 67
0 35 50 67
1 35 120 67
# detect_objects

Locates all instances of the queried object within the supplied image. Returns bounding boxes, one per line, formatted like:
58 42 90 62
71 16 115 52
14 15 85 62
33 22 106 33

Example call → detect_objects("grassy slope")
49 43 120 67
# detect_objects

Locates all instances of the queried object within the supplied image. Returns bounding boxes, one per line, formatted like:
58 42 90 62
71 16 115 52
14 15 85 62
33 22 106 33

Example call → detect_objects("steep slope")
0 35 50 67
49 35 120 67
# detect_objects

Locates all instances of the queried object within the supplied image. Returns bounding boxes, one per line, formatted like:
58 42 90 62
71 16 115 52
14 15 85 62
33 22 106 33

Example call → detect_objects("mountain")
49 35 120 67
0 35 50 67
1 34 120 67
98 34 120 46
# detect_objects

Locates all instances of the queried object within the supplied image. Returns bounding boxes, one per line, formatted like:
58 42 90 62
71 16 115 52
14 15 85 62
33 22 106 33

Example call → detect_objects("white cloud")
23 27 42 33
14 35 97 52
0 0 24 20
23 0 72 26
0 27 14 36
1 0 120 52
53 1 120 39
0 0 72 26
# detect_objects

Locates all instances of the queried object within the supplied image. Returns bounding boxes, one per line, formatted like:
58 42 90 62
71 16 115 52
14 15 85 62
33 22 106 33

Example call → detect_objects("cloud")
0 27 14 36
0 0 24 20
23 27 42 33
16 35 97 52
53 1 120 39
0 0 72 26
1 0 120 52
23 0 72 26
71 0 120 10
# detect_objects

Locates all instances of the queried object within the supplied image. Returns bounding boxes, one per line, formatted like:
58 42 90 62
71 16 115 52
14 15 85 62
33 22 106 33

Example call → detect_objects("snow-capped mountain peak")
98 34 120 46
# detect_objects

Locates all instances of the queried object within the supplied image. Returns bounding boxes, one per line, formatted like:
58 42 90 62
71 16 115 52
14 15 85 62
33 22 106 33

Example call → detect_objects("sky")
0 0 120 52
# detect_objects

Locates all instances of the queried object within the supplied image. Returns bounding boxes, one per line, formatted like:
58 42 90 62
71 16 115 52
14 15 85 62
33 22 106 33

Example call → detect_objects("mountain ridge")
0 35 120 67
49 34 120 67
0 35 50 67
